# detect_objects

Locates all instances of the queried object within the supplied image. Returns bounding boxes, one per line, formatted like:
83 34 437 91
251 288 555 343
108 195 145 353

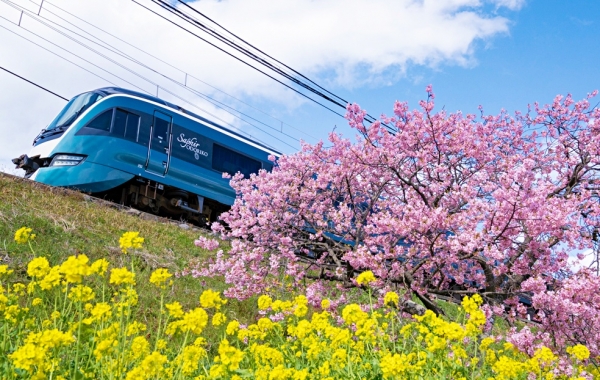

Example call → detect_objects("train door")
145 111 173 176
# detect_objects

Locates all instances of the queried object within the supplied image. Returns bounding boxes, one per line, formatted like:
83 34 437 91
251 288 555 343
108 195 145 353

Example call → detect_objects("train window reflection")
125 114 140 142
112 109 127 137
47 92 103 131
86 109 113 132
212 144 262 177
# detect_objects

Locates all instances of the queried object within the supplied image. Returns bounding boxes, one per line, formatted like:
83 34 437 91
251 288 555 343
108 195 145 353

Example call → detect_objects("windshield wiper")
54 105 88 130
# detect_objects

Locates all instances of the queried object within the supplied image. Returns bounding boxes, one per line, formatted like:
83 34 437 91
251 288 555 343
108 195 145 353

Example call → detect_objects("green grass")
0 173 263 342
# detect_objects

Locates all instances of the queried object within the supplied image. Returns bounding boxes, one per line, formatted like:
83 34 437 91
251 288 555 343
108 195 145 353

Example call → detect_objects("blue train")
12 87 280 224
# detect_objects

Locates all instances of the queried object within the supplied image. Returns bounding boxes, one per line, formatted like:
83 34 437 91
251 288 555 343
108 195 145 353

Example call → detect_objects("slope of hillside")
0 172 258 324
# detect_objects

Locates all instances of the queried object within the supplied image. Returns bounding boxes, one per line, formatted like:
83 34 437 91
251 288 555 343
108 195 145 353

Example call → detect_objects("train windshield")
46 92 103 131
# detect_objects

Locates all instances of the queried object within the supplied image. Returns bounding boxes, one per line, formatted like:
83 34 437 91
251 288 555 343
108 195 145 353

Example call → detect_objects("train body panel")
14 87 280 223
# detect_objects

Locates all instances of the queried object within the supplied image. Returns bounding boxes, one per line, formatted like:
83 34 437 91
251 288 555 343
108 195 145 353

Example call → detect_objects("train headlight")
50 154 87 167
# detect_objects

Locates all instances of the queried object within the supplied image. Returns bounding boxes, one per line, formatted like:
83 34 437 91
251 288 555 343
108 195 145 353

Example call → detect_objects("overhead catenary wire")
0 22 120 89
0 22 282 150
153 0 348 110
140 0 391 131
132 0 347 119
175 0 349 107
33 0 316 141
11 0 303 144
0 64 68 100
0 1 293 150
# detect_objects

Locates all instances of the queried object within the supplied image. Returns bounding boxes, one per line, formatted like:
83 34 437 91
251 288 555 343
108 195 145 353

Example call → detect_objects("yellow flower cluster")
14 226 36 244
149 268 172 288
2 228 597 380
119 231 144 254
355 270 376 285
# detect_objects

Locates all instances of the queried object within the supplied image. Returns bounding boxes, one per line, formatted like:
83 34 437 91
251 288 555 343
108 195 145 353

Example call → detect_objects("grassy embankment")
0 173 263 329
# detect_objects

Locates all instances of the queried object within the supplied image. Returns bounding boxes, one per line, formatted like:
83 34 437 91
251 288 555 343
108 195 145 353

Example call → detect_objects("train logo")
177 133 208 160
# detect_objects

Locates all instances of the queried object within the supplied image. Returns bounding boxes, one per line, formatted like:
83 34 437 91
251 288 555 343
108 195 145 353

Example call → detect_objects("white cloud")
0 0 520 169
490 0 526 11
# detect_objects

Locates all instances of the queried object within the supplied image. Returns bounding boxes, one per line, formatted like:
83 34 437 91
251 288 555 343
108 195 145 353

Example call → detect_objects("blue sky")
333 1 600 131
0 0 599 166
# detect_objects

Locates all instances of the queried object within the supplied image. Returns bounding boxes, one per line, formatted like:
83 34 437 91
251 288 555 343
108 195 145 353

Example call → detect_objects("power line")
37 0 315 140
6 0 309 147
175 0 349 107
0 64 68 100
132 0 347 119
140 0 390 130
0 22 119 88
0 1 291 150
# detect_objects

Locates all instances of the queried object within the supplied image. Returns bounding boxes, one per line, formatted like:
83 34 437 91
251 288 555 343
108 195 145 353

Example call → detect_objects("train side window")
125 113 140 142
86 109 113 131
112 109 127 137
153 116 169 141
212 144 262 177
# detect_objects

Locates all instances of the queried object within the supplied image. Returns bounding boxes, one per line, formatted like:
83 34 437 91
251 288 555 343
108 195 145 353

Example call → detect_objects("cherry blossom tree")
194 86 600 355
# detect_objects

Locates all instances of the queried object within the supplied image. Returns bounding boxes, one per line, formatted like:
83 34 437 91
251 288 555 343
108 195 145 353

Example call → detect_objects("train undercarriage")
96 177 230 227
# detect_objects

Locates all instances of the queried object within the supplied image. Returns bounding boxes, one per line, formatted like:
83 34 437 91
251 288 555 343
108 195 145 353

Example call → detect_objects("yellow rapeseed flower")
170 307 208 335
90 258 109 276
217 339 244 371
119 231 144 254
126 321 147 336
109 267 136 286
567 344 590 361
0 264 13 278
257 295 273 310
383 291 399 307
356 270 376 286
165 302 185 319
68 285 95 303
176 344 207 375
59 255 92 283
27 257 50 279
199 289 227 310
129 336 150 360
294 304 308 317
212 312 227 326
321 299 331 310
342 304 368 325
39 266 62 290
14 227 35 244
226 320 240 336
149 268 172 288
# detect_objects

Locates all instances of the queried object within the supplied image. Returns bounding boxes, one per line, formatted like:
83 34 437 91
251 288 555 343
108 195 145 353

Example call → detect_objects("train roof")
94 87 282 156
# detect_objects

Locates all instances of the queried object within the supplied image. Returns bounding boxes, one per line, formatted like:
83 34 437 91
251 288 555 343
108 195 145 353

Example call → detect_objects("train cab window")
212 144 262 177
86 109 113 131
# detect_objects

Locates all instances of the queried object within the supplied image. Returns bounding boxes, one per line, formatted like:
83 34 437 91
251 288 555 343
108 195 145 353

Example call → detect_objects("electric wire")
145 0 388 130
0 22 120 88
132 0 347 119
0 5 153 95
35 0 315 140
151 0 349 112
1 0 291 150
2 20 280 150
176 0 349 107
0 64 68 100
24 1 305 143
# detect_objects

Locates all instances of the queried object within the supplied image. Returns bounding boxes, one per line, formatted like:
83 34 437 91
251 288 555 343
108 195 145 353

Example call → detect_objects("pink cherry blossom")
184 86 600 358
